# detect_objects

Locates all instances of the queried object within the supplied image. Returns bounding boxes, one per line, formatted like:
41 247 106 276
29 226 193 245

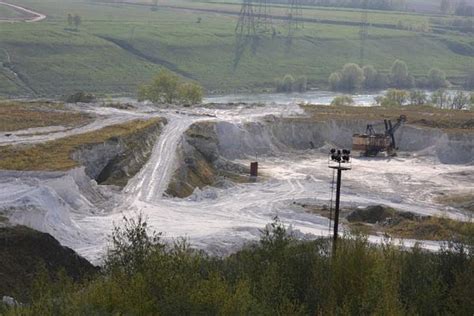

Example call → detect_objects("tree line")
328 60 473 92
1 215 472 315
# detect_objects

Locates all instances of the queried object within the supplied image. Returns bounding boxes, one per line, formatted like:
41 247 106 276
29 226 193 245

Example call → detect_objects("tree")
410 90 427 105
431 89 451 108
67 14 73 28
440 0 451 14
294 76 307 92
451 91 469 110
330 95 355 106
282 74 295 93
138 70 204 104
464 70 474 90
73 14 81 30
390 59 414 88
138 70 180 103
385 89 409 106
329 72 341 90
339 63 365 91
178 82 203 104
427 68 449 89
362 65 379 90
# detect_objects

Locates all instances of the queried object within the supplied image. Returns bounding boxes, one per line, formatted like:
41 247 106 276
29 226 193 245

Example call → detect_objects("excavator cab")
352 115 406 157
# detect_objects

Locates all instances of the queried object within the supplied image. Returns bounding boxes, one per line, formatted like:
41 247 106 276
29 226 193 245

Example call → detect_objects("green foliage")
105 213 163 275
275 74 294 93
138 70 180 104
5 216 474 315
428 68 449 89
362 65 379 89
390 59 414 88
178 82 204 105
330 95 355 106
331 63 365 91
138 70 203 104
376 89 409 106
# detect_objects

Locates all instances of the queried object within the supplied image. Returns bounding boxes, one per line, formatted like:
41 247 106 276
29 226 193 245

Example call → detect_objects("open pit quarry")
0 101 473 264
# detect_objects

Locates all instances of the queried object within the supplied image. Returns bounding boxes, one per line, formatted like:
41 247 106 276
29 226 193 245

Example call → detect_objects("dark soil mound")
0 225 97 302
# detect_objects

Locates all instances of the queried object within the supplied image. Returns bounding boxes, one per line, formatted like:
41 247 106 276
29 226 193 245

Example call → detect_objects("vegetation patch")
0 101 92 132
301 104 474 132
436 192 474 213
300 202 474 241
0 118 164 171
2 216 472 314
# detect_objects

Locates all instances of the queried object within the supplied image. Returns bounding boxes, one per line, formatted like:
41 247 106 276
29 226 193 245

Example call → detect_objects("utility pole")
328 148 351 254
359 0 369 66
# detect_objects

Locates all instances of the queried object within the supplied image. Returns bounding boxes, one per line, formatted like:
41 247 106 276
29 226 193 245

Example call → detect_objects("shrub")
65 91 95 103
376 89 409 107
330 95 355 106
178 82 203 104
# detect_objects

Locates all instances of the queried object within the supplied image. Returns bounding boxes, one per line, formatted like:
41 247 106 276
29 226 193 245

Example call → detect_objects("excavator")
352 115 406 157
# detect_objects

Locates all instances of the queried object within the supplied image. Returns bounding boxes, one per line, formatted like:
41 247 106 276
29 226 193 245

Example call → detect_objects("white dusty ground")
0 102 472 264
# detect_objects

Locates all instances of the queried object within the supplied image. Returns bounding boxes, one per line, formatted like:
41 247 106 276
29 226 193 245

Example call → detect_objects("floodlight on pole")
328 148 351 254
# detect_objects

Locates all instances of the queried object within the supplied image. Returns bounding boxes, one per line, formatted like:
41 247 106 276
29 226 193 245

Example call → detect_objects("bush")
178 83 203 104
65 91 95 103
376 89 409 107
330 95 354 106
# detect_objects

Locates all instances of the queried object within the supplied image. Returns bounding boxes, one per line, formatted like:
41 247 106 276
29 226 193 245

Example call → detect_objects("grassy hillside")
0 0 472 97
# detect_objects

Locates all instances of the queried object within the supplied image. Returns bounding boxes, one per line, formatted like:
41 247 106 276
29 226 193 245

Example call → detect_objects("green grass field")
0 0 472 97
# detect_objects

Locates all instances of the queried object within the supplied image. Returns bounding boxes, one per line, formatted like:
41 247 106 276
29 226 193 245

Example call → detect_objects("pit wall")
170 117 472 197
189 117 474 165
71 119 166 187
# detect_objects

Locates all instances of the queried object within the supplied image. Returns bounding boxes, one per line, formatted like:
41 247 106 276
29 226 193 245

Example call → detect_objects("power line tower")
255 0 272 32
234 0 258 68
288 0 303 32
359 0 369 66
236 0 257 40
